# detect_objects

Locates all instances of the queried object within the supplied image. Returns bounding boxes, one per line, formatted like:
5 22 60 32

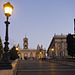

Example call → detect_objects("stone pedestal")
0 53 12 70
0 62 12 70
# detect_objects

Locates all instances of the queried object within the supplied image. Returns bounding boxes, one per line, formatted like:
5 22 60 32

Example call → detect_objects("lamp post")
51 48 54 58
0 2 13 69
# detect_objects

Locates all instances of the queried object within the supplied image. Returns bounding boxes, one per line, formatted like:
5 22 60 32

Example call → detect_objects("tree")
67 34 75 57
0 37 3 58
9 46 19 60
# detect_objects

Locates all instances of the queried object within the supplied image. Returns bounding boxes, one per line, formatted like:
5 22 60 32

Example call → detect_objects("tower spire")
25 34 26 38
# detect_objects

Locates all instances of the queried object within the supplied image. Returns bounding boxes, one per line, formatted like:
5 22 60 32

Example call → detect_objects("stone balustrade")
0 59 18 75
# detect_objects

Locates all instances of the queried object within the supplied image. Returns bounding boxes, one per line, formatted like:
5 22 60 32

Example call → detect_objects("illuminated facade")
19 37 46 60
47 34 68 58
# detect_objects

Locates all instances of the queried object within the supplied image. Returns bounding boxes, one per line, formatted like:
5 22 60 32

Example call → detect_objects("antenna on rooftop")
74 19 75 34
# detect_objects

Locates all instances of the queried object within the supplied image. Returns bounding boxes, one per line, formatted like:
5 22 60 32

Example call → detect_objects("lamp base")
0 53 12 70
0 62 12 70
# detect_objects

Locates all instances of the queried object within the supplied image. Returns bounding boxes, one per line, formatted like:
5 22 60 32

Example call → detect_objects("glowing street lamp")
51 48 54 51
51 48 54 58
3 2 13 18
0 2 13 69
16 47 18 51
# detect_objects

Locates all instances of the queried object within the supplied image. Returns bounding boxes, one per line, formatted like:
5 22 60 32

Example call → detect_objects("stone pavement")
16 60 75 75
47 59 75 66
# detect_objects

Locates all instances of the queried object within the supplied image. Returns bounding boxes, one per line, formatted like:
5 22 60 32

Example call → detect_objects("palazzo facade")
19 37 46 60
47 34 68 59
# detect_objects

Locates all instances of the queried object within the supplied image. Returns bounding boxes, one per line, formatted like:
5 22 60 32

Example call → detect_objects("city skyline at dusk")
0 0 75 49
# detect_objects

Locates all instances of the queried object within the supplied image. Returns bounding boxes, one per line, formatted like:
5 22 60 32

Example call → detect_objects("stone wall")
0 59 18 75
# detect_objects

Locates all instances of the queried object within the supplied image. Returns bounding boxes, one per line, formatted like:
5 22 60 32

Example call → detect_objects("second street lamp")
51 48 54 58
51 48 54 51
0 2 13 69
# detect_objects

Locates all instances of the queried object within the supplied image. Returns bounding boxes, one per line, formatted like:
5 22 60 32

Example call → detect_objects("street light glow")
3 2 13 17
51 48 54 51
16 47 18 51
4 7 13 15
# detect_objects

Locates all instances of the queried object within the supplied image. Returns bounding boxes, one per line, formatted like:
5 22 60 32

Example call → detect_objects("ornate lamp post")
0 2 13 69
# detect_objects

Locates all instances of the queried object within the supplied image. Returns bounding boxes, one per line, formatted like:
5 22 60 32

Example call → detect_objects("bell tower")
23 37 28 49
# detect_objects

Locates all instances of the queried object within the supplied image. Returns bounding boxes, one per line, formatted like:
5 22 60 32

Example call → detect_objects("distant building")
19 37 46 60
47 34 68 59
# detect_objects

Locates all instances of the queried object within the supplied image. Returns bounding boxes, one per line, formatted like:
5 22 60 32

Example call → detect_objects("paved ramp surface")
17 60 75 75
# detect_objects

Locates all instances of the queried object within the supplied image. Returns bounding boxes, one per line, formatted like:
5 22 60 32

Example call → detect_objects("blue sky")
0 0 75 50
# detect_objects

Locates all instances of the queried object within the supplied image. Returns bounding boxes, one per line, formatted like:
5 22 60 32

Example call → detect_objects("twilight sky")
0 0 75 50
